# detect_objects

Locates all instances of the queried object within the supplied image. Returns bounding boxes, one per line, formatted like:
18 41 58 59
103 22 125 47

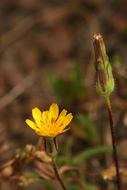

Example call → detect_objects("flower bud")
93 34 114 96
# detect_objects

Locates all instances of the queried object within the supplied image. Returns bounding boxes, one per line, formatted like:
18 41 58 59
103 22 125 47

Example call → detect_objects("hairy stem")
105 96 121 190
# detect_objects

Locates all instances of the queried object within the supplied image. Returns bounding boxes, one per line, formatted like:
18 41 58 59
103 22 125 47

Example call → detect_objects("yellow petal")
42 111 49 124
62 113 73 126
62 127 70 133
26 119 38 130
55 109 67 125
36 129 49 137
58 127 71 135
26 104 73 138
49 104 59 121
32 107 42 125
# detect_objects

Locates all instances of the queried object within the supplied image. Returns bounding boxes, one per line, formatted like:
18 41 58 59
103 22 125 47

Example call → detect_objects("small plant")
93 34 121 190
26 103 73 190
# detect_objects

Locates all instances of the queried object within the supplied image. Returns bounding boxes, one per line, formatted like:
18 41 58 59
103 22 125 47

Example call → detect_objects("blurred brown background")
0 0 127 185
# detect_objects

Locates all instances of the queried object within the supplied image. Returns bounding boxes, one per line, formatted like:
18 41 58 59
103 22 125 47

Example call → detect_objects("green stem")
105 95 121 190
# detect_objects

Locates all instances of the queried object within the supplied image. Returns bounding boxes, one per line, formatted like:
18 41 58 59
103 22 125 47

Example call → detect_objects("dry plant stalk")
93 34 121 190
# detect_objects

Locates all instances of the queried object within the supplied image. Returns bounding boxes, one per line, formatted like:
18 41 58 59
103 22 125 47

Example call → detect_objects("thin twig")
52 161 66 190
48 139 67 190
105 96 121 190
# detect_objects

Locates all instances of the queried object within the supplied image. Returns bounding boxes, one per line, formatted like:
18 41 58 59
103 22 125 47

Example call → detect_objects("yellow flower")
26 104 73 138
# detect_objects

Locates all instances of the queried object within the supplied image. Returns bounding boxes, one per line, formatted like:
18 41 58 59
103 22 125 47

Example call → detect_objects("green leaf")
73 146 113 165
70 63 82 82
84 183 97 190
75 114 100 144
24 171 40 179
42 179 55 190
67 176 97 190
70 63 86 99
15 148 25 154
48 63 86 103
112 54 121 68
48 73 70 100
68 183 80 190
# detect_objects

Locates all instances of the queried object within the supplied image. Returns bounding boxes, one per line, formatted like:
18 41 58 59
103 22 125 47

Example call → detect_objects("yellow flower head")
26 104 73 138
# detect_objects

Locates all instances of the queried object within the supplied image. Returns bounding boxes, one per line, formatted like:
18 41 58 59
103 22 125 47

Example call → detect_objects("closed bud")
93 34 114 96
